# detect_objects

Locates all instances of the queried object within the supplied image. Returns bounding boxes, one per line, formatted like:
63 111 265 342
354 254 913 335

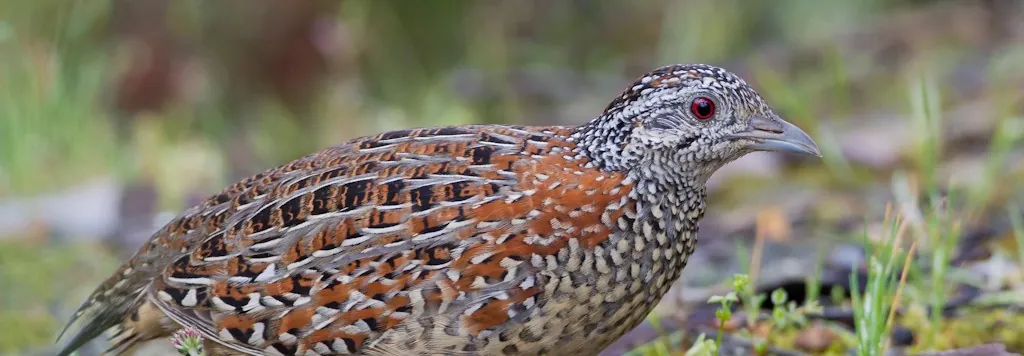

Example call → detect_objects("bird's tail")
55 264 151 356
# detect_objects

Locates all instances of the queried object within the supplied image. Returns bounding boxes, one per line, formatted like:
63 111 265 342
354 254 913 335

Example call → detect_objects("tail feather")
56 265 150 356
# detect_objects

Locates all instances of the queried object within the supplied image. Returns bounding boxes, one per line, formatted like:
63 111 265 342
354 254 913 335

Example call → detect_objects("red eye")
690 97 715 120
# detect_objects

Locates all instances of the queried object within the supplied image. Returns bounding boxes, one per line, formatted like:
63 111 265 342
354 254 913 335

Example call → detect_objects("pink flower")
170 328 205 356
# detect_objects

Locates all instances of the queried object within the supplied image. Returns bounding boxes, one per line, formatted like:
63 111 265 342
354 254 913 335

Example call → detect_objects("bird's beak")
729 115 821 157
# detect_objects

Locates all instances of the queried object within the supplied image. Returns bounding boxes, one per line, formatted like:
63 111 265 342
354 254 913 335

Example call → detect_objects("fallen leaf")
756 205 791 243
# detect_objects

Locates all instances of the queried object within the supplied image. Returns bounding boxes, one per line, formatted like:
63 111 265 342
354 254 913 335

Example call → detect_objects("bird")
56 63 820 356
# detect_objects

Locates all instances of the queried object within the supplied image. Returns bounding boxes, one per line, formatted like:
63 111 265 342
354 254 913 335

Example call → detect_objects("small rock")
794 322 838 353
891 326 915 347
751 322 773 338
828 244 867 270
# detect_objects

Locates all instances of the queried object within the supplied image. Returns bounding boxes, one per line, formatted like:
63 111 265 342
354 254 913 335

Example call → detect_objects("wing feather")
135 126 574 354
58 124 623 355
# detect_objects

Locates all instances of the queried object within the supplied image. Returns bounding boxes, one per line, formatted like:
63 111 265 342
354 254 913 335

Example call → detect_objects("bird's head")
577 64 820 183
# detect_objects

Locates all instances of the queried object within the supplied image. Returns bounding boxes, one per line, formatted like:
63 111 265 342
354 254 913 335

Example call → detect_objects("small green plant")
769 288 821 332
707 273 825 355
758 287 823 353
707 277 741 356
683 333 718 356
1009 204 1024 268
733 245 767 329
729 273 766 329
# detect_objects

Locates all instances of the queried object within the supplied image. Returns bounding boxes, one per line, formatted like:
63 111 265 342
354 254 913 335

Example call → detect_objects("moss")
0 238 119 353
0 311 57 353
901 306 1024 353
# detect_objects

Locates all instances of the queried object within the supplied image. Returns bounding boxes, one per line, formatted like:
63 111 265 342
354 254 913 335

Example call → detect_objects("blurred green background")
1 0 1023 355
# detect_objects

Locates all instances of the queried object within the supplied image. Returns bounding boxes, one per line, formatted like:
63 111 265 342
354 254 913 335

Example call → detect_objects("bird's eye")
690 97 716 120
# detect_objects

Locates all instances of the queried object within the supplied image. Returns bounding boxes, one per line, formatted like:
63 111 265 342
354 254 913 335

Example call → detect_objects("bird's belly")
483 288 657 356
370 279 659 356
483 238 692 355
368 228 694 355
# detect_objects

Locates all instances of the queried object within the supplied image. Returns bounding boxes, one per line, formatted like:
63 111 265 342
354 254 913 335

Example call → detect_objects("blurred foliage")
0 239 118 353
1 0 1023 354
1 0 1018 195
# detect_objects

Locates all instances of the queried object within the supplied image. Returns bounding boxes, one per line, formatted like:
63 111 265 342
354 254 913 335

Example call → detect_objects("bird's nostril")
749 117 785 134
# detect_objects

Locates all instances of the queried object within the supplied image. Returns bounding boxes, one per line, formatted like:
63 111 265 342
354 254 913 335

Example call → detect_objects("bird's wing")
60 124 634 355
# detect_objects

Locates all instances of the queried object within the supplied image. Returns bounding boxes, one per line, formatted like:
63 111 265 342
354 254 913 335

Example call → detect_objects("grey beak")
730 115 821 157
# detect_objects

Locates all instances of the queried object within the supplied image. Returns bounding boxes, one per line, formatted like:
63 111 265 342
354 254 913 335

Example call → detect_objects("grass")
924 195 960 347
0 40 121 197
1011 204 1024 268
804 246 826 305
848 206 907 356
906 67 944 196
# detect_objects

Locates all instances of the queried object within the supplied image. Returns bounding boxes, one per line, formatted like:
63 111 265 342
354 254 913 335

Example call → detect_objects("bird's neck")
568 111 709 281
626 168 706 266
578 170 705 340
570 112 638 172
552 122 708 342
621 166 706 285
568 112 709 260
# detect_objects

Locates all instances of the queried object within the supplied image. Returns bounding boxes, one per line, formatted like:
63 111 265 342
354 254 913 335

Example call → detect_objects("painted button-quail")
57 64 820 356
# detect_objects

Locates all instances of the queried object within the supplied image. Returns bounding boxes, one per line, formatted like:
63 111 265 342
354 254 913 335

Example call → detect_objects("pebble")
794 322 838 353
